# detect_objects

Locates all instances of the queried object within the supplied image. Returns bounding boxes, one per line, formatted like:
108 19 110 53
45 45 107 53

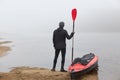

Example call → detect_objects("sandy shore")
0 67 98 80
0 41 98 80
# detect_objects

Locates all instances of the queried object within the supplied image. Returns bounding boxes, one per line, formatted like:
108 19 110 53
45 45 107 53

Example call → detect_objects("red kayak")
68 53 98 79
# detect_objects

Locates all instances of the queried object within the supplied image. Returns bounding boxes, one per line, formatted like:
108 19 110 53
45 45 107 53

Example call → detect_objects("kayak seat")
72 53 95 66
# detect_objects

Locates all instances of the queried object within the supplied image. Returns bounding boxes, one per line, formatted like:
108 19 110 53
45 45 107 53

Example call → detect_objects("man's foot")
51 68 55 71
60 69 67 72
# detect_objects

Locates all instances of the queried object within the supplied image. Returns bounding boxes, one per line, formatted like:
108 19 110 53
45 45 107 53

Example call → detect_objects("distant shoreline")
0 41 11 57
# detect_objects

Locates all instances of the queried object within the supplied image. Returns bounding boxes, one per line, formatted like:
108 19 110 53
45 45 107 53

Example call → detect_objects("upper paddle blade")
72 8 77 21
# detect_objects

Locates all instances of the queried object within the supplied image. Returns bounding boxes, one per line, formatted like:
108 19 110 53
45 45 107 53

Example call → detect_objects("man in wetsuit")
51 21 74 72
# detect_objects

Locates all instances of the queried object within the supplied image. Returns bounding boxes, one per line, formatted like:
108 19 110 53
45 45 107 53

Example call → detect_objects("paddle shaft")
71 8 77 63
72 21 75 63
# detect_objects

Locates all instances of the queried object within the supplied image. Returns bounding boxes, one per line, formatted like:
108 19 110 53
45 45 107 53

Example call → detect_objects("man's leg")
51 49 60 71
60 48 67 72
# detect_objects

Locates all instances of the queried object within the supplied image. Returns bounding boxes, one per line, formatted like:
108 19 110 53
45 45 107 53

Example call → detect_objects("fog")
0 0 120 34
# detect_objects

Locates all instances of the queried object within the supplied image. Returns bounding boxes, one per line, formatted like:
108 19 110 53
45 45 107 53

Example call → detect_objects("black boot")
60 69 67 72
60 61 67 72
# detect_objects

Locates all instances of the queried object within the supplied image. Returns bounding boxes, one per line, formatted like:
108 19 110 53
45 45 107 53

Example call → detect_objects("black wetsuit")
52 27 74 70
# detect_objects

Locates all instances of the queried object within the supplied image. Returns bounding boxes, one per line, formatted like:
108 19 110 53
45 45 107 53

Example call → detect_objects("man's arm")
53 31 55 47
65 30 74 40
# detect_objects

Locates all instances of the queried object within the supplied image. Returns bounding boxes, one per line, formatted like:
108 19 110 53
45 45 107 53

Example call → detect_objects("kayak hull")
68 55 98 79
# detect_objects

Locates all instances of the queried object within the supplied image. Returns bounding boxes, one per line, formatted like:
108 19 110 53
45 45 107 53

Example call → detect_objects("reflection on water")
74 65 99 80
0 32 120 80
80 68 99 80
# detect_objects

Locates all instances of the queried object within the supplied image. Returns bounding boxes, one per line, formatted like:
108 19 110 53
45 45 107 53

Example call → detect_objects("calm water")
0 32 120 80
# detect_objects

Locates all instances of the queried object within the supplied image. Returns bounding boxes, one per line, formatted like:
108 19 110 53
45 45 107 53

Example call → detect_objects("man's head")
59 21 64 28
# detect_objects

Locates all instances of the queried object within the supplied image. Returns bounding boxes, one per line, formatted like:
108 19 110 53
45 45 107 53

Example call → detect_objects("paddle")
71 8 77 63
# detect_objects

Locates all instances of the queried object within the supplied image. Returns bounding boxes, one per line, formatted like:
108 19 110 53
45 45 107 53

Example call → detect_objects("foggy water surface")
0 32 120 80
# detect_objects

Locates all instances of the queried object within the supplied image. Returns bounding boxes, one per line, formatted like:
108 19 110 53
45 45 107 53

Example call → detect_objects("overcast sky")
0 0 120 34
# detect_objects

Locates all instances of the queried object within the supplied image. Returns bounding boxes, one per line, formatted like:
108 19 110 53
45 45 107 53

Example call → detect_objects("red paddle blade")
72 8 77 21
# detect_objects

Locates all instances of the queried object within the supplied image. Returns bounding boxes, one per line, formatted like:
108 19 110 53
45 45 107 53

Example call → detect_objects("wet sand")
0 41 11 57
